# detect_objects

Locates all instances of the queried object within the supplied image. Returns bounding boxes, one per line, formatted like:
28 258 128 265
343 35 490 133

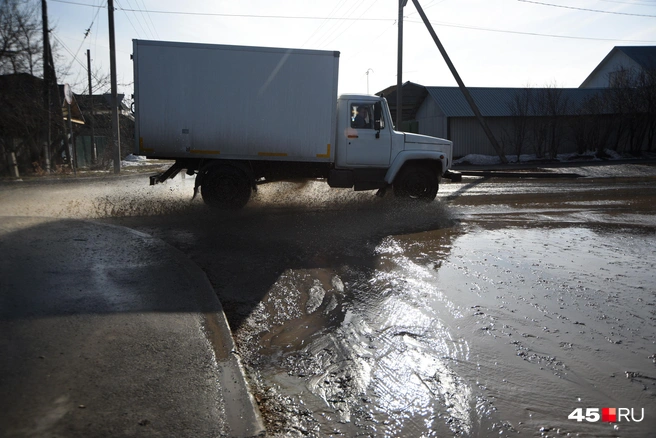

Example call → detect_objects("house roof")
380 82 608 120
580 46 656 87
58 84 85 124
615 46 656 70
75 93 128 112
378 82 428 122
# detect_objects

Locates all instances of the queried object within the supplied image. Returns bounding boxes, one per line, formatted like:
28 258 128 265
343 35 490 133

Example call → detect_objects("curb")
457 170 583 179
86 221 266 437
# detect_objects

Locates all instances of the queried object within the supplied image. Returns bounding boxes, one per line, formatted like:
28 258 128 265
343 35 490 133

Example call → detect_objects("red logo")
602 407 617 423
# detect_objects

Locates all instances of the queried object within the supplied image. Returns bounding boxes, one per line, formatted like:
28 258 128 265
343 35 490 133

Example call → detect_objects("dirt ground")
2 161 655 437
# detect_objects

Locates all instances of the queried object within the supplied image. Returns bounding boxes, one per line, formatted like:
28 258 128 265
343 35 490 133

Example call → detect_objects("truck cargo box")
133 40 339 162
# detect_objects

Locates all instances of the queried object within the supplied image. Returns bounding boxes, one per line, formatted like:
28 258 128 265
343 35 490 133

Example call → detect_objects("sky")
47 0 656 98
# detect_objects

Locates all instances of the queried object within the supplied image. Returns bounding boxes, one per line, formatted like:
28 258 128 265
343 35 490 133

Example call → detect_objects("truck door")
344 102 391 167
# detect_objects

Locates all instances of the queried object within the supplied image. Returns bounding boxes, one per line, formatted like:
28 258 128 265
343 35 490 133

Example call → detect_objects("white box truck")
133 39 459 208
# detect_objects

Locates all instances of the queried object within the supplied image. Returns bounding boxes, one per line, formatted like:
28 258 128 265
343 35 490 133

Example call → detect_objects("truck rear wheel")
200 165 251 209
393 165 439 201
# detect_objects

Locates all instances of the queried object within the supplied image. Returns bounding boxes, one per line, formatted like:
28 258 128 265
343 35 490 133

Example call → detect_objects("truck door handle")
347 135 358 139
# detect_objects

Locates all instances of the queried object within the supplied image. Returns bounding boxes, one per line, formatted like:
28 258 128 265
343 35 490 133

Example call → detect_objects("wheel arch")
385 152 444 185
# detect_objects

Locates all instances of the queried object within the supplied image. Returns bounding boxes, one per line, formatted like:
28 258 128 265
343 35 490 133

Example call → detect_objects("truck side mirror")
374 101 384 132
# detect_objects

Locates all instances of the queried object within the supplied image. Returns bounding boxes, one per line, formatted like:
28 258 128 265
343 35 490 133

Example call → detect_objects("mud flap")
149 161 184 185
192 171 203 201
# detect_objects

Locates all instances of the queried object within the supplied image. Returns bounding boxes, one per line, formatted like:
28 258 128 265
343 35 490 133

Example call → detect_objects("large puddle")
238 223 656 437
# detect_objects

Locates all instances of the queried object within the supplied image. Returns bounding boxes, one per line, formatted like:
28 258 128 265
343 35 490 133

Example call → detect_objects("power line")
53 34 106 86
597 0 656 6
115 0 151 39
48 0 656 45
62 2 103 78
345 22 396 61
118 0 150 38
305 0 355 48
517 0 656 17
318 0 382 49
301 0 349 48
136 0 159 38
49 0 394 21
407 18 656 42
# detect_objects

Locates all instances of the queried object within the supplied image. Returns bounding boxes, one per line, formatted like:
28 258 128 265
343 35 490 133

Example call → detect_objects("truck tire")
200 165 251 209
393 164 439 201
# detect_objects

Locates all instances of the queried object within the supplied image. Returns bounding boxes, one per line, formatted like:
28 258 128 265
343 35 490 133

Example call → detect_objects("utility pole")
87 49 98 165
396 0 408 130
64 85 76 176
411 0 507 163
108 0 121 173
41 0 51 173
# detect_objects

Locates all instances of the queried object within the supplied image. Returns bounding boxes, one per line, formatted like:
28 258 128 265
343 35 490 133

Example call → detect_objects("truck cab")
329 95 453 199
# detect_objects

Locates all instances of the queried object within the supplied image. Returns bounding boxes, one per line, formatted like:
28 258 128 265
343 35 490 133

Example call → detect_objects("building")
0 73 135 175
74 94 134 168
380 83 612 158
580 46 656 88
380 46 656 159
0 73 84 175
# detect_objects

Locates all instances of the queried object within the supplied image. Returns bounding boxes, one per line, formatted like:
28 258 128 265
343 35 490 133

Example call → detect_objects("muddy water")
237 224 655 437
231 178 656 437
2 169 655 437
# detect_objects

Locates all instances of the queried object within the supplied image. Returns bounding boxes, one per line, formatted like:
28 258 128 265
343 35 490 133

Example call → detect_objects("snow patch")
121 154 150 167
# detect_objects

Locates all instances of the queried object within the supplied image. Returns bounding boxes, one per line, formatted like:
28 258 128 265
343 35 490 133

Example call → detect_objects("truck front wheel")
393 165 439 201
200 165 251 209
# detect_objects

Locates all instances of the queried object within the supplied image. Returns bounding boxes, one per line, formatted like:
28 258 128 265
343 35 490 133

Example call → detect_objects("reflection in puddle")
243 226 505 436
243 223 656 436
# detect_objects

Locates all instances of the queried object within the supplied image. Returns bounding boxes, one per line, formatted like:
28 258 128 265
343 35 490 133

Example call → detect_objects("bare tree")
604 66 656 154
635 68 656 152
0 0 42 76
503 86 532 161
571 92 612 156
529 88 549 159
640 69 656 152
605 67 633 152
0 1 68 176
543 82 569 159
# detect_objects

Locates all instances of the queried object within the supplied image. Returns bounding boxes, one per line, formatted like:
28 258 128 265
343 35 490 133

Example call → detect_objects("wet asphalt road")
2 161 656 437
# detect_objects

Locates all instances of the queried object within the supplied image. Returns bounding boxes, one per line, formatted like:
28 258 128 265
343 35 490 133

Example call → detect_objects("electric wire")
319 0 382 49
114 0 143 38
49 1 393 20
517 0 656 17
62 1 103 78
136 0 159 38
309 1 363 49
48 0 656 45
597 0 656 6
53 34 107 90
122 0 151 38
344 21 396 60
406 18 656 42
301 0 349 48
303 0 352 48
314 0 376 49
